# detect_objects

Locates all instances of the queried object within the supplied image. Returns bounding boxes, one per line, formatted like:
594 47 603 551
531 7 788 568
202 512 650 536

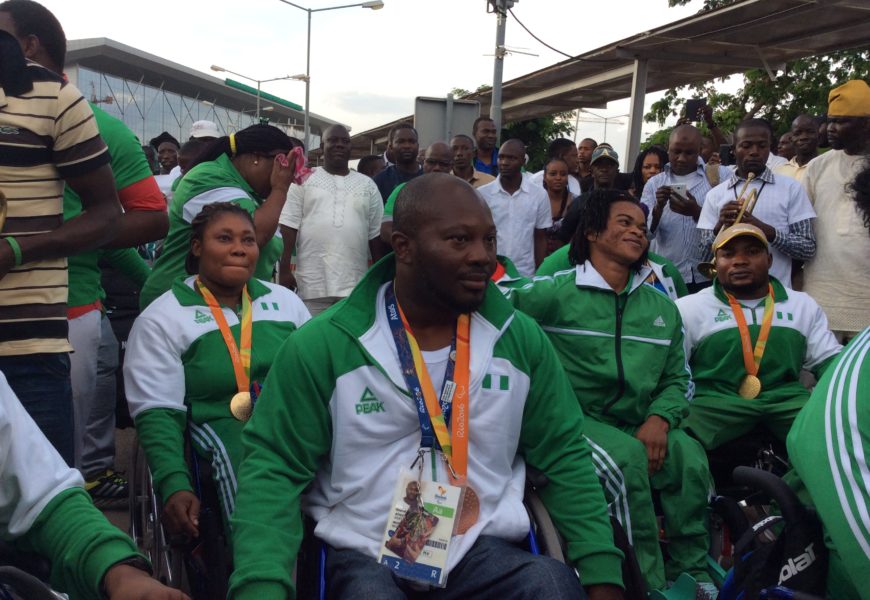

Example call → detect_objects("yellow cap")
828 80 870 117
712 223 769 252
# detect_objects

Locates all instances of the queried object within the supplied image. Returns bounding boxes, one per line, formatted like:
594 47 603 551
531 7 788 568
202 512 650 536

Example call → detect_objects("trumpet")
732 172 758 223
697 172 758 279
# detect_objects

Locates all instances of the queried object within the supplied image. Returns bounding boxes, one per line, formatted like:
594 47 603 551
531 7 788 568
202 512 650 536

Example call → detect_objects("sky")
38 0 715 163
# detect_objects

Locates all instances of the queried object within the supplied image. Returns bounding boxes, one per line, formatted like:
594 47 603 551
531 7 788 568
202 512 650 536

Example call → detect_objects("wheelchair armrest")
0 566 63 600
525 465 550 490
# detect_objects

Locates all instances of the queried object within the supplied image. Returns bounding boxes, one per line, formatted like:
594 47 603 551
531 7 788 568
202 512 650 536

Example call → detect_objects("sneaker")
85 469 128 499
696 581 719 600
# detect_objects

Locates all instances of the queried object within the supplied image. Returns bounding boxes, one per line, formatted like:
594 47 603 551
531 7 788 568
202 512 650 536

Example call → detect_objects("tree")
453 86 575 172
646 0 870 137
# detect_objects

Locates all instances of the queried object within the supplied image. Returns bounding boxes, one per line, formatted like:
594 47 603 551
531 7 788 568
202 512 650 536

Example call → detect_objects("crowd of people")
0 1 869 599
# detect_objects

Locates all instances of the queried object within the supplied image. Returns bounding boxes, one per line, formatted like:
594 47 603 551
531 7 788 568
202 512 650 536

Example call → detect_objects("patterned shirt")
0 62 109 356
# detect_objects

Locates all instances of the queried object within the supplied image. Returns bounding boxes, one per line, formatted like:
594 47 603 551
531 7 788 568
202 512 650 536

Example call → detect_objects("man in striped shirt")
0 10 121 465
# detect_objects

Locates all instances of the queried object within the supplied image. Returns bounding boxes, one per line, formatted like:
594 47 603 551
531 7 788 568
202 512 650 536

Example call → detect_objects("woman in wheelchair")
124 202 310 538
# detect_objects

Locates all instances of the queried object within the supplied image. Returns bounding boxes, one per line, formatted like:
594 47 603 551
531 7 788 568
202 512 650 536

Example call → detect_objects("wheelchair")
128 434 231 599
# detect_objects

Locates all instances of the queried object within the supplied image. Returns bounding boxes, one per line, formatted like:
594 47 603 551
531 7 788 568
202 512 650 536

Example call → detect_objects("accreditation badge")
378 468 463 588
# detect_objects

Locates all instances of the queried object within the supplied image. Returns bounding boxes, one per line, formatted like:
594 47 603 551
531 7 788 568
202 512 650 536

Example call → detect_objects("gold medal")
230 391 253 421
738 374 762 400
456 486 480 535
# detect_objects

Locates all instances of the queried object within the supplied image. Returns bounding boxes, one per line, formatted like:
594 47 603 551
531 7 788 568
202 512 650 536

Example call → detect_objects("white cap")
189 120 220 139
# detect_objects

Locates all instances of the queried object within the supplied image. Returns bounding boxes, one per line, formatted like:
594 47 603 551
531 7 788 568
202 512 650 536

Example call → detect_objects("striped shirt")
0 62 109 356
640 160 732 284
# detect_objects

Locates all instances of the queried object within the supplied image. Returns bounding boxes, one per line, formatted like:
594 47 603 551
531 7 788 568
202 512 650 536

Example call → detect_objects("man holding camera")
641 125 731 293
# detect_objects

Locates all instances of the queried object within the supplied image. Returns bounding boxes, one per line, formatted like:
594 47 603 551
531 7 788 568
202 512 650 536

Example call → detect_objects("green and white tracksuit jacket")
1 372 144 600
677 277 841 450
140 153 284 309
536 245 689 301
788 327 870 600
227 257 624 600
124 276 310 526
509 261 712 587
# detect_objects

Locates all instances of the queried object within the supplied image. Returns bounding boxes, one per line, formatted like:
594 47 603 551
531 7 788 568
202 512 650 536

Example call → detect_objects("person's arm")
702 107 728 148
229 331 334 600
802 299 843 379
695 192 720 263
645 313 692 430
278 225 298 291
379 183 400 245
0 163 121 279
123 313 192 516
640 178 662 238
516 315 624 590
533 228 547 269
103 248 151 289
533 191 553 268
367 181 387 261
252 153 297 248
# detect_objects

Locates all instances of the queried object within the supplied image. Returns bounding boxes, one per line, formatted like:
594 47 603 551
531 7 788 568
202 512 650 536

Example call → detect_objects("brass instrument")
697 172 757 279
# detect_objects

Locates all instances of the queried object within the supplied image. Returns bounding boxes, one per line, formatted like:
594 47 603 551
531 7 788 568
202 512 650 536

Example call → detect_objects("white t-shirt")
279 168 384 300
478 176 553 277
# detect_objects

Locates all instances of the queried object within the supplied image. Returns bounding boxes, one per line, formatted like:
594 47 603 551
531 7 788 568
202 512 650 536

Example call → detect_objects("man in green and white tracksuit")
124 276 310 528
228 175 624 600
677 226 841 451
537 245 689 301
509 190 712 591
787 327 870 600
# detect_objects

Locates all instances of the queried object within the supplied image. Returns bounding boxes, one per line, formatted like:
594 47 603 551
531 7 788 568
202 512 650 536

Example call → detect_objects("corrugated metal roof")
350 0 870 158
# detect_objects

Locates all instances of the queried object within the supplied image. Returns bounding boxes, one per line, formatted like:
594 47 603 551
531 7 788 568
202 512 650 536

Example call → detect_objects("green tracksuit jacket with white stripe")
124 276 310 523
140 152 285 308
509 261 692 428
788 327 870 600
227 257 624 600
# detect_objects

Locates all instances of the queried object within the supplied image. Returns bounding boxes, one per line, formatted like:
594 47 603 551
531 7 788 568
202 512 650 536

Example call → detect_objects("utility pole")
490 0 514 146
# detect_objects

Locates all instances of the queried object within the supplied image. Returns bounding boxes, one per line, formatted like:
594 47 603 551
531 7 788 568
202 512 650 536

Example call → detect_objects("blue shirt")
473 148 499 176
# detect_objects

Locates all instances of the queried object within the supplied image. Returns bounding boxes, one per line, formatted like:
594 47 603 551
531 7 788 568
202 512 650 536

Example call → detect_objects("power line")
507 8 573 60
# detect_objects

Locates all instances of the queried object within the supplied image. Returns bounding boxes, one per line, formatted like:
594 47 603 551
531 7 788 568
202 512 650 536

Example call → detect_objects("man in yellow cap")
802 80 870 341
677 223 841 451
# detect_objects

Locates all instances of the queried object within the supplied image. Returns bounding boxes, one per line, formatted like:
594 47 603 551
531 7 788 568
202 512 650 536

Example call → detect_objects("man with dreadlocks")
508 189 714 597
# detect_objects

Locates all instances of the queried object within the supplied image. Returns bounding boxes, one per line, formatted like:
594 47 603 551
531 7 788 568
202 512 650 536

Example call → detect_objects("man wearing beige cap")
802 79 870 340
677 223 841 451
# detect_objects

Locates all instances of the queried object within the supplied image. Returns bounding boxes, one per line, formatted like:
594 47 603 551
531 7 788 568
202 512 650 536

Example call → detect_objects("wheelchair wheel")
128 437 184 589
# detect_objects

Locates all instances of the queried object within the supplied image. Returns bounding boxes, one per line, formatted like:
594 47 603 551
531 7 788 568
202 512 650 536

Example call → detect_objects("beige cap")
713 223 769 252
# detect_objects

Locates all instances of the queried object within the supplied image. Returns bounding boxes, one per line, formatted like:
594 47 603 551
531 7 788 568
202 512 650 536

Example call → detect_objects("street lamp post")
210 65 296 120
277 0 384 150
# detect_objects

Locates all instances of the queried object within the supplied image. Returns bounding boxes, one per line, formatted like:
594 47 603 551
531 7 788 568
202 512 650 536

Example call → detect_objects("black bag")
728 469 828 599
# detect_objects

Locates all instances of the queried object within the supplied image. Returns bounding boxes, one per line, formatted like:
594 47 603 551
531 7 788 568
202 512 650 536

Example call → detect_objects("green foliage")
654 0 870 136
502 114 575 172
641 127 673 151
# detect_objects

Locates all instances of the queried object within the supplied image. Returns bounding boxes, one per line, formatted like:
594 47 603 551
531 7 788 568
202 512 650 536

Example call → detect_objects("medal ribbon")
195 278 252 393
726 283 774 378
385 283 470 480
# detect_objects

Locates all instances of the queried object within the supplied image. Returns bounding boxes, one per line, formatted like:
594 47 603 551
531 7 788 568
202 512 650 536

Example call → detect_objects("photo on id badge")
379 468 462 587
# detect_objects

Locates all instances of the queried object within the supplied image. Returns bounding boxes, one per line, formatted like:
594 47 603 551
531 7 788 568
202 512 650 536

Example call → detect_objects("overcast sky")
39 0 713 161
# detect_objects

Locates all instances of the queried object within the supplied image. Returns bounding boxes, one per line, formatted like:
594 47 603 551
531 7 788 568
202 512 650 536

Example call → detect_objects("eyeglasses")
425 159 453 168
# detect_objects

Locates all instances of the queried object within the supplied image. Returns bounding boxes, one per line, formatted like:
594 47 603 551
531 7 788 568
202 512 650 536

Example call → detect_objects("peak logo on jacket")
194 309 213 324
356 387 385 415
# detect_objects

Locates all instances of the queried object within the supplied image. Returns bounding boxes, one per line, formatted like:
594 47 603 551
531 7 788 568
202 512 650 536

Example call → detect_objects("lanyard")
733 179 767 203
385 282 470 480
726 283 774 378
195 278 252 394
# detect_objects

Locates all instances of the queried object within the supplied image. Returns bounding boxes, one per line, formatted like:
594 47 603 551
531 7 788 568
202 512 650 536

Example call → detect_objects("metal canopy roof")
65 38 339 136
349 0 870 159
